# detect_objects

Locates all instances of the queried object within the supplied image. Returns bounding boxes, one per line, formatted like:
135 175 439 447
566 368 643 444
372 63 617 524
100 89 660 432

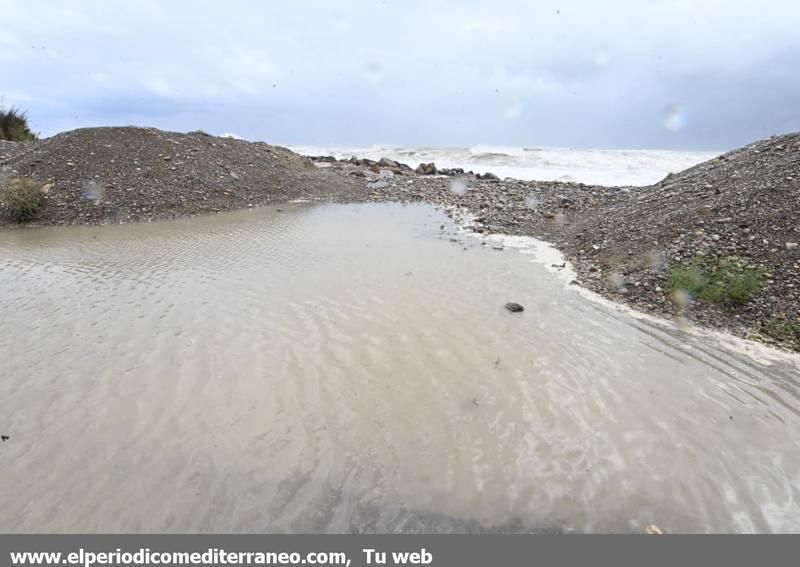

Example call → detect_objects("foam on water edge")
448 207 800 369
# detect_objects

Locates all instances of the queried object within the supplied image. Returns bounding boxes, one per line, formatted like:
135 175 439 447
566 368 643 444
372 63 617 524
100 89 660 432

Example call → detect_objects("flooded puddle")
1 203 799 533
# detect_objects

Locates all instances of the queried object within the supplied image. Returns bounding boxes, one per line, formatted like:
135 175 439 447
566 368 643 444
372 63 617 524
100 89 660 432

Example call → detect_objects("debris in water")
1 435 9 442
505 303 524 313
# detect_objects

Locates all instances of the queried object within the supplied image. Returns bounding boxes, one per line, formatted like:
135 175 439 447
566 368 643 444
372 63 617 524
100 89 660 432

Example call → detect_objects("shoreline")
2 126 798 353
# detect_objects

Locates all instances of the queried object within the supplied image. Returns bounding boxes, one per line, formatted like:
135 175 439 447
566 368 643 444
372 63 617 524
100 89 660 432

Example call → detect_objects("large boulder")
415 162 437 175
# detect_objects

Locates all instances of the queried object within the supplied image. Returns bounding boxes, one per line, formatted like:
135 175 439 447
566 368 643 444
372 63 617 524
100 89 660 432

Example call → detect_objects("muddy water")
1 203 799 533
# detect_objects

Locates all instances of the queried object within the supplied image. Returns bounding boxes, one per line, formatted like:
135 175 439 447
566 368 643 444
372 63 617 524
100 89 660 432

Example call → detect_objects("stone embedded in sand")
505 302 524 313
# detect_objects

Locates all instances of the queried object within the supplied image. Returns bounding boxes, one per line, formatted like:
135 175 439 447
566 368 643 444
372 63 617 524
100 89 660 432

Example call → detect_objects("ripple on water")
0 203 799 533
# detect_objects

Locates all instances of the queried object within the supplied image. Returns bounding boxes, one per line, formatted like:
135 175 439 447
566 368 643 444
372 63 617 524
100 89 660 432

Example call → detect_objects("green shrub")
667 256 765 305
0 104 36 141
762 317 800 344
1 177 46 222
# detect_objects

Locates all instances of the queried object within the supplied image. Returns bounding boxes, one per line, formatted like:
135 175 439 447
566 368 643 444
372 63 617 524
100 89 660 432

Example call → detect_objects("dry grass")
1 177 46 222
0 104 36 141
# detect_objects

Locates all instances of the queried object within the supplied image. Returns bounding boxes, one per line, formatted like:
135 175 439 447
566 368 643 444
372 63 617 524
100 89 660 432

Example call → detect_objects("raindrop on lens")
662 104 687 132
647 249 666 273
82 180 104 202
670 288 692 308
525 194 540 209
449 177 468 194
607 271 625 291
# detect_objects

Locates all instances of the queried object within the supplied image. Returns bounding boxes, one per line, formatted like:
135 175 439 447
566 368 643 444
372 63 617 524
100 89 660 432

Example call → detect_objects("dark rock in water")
505 302 524 313
1 435 9 442
415 162 437 175
477 172 499 181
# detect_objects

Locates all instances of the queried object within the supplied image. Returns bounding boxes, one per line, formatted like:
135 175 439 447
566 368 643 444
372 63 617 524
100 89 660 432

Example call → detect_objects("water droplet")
525 194 541 209
333 12 350 33
662 104 687 132
503 103 523 121
82 180 104 202
449 177 468 194
365 62 382 86
607 272 625 291
592 51 610 66
670 288 692 308
647 249 666 273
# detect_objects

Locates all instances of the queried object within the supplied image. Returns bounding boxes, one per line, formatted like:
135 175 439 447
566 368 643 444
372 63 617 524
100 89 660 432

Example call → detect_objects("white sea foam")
453 219 800 369
289 144 718 186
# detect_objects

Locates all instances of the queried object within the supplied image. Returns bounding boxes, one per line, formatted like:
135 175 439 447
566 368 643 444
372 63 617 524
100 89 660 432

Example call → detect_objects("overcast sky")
2 0 799 150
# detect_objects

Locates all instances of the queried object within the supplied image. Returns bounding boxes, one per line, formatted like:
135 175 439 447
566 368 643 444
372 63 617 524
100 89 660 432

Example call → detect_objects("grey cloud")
2 0 799 149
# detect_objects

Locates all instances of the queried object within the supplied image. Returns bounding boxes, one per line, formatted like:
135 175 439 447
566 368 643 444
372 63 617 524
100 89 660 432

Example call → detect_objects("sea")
288 144 719 187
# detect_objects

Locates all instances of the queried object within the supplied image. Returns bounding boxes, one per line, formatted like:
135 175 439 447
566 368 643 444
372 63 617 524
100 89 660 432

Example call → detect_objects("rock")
559 196 576 208
0 435 9 442
439 167 465 176
787 242 798 250
477 172 499 181
505 302 524 313
415 162 437 175
377 157 399 168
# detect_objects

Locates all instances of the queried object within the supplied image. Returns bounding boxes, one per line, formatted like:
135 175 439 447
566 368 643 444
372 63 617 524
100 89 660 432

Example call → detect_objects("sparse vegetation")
762 316 800 345
0 104 36 141
1 177 46 222
666 256 765 305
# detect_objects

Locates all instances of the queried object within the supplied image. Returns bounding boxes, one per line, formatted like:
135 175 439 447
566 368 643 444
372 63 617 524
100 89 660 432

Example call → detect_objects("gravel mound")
0 126 360 224
559 132 800 350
